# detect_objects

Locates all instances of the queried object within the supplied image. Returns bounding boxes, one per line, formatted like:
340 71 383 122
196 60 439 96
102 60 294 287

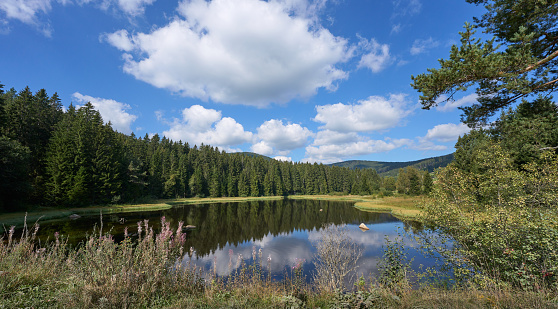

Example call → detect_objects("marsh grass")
354 196 425 219
1 216 558 308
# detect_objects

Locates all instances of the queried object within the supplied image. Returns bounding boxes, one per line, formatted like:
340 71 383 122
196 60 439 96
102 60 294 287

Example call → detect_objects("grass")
289 194 425 219
353 196 425 219
167 195 285 206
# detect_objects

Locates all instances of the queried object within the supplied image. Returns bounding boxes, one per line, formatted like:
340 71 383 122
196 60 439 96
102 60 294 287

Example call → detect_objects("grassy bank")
290 194 424 219
0 196 287 230
353 196 425 219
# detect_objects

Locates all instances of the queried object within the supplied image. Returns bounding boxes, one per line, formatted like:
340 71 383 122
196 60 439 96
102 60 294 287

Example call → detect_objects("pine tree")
412 0 558 126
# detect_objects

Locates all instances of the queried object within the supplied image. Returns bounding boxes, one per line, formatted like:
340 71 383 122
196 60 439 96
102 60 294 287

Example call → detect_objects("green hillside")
330 153 454 177
239 152 272 160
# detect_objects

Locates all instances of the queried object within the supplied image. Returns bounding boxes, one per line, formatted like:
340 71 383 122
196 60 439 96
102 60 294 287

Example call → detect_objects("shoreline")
0 195 423 230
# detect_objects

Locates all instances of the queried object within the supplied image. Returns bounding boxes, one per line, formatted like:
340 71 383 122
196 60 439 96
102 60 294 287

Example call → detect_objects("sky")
0 0 487 163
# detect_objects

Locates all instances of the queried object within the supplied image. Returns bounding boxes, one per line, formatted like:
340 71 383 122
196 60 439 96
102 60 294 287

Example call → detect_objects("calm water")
8 198 432 281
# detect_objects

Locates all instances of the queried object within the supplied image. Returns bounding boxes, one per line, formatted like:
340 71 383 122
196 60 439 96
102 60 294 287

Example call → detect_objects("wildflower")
237 254 243 268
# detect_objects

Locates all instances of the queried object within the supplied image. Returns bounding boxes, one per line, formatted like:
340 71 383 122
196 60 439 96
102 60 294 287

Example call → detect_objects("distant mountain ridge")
330 153 454 177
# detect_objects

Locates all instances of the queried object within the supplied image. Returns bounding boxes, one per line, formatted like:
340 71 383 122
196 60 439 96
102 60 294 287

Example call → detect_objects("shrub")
312 224 363 292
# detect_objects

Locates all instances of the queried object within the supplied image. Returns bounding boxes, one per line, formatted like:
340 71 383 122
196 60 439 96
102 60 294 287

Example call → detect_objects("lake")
8 198 432 282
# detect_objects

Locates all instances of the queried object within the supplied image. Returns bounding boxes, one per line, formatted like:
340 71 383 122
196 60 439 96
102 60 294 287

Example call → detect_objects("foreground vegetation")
2 218 557 309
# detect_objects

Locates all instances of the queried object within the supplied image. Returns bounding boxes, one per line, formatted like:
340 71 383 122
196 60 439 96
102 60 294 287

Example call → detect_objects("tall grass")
1 217 557 308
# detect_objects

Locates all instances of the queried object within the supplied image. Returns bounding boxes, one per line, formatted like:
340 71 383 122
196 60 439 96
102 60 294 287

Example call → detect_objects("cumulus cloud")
314 94 413 133
105 0 352 106
408 140 448 151
251 141 274 156
435 93 478 112
410 37 439 55
72 92 138 134
358 37 393 73
406 122 470 151
304 136 411 164
161 105 253 148
251 119 313 156
312 130 359 146
274 156 292 162
101 29 134 51
423 122 471 142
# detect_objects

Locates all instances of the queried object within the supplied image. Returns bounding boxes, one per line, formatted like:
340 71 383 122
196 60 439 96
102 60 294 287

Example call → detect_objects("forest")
0 85 433 211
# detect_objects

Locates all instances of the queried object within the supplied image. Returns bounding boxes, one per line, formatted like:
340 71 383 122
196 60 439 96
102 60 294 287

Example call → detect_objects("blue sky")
1 0 486 163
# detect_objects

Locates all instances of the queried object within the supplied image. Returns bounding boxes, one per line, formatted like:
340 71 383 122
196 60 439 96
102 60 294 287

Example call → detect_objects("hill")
330 153 454 177
238 152 272 160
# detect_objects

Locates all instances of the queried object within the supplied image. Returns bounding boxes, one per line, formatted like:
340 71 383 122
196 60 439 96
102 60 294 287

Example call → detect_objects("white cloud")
117 0 155 16
408 140 447 151
79 0 155 17
0 0 51 24
304 136 411 164
72 92 138 134
0 0 53 35
251 141 274 156
406 122 470 151
101 29 134 51
257 119 313 150
436 93 478 112
313 94 413 133
274 0 327 22
410 37 439 55
312 130 359 146
106 0 352 106
181 104 221 131
358 37 392 73
161 105 253 148
423 123 471 142
251 119 313 156
274 156 292 162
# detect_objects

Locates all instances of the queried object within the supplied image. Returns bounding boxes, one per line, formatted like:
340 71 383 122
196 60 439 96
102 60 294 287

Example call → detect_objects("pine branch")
521 49 558 73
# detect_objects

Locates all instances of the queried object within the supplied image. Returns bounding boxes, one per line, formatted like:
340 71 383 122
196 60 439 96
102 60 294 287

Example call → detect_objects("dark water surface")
9 198 432 281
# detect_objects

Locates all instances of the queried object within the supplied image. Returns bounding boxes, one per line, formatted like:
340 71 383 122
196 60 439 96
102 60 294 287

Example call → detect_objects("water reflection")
185 219 428 281
8 198 429 281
